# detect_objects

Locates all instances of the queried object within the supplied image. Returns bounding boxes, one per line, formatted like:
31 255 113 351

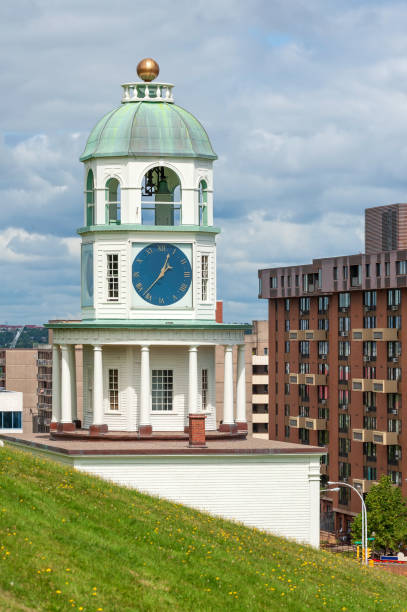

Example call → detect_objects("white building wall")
73 453 321 547
0 390 23 433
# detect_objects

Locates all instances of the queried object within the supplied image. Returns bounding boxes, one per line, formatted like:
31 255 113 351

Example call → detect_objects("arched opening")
105 178 121 224
198 179 208 226
86 170 95 225
141 166 181 226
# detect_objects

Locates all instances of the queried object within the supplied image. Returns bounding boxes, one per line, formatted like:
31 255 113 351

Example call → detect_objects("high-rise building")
259 203 407 532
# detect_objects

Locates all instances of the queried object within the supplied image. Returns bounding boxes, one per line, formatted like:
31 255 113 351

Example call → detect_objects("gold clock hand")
143 254 170 295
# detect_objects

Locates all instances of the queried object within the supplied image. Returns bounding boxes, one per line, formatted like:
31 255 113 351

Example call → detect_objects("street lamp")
328 481 368 566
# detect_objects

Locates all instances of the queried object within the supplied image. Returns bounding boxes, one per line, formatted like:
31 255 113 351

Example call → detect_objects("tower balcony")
352 429 374 443
285 416 306 428
289 373 327 385
303 418 327 431
372 431 399 445
352 328 399 341
353 478 378 494
288 330 327 341
351 378 399 393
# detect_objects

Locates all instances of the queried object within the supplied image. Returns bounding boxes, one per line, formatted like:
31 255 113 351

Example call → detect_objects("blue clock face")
132 243 192 306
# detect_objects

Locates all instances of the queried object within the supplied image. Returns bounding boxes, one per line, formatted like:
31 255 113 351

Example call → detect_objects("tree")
351 476 407 554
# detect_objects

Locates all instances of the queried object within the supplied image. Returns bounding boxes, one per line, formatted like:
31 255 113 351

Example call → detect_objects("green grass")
1 446 407 612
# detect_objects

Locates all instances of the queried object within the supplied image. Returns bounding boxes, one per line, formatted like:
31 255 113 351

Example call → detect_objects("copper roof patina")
80 102 217 162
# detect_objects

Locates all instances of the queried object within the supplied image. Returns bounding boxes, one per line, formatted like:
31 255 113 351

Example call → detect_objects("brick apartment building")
259 203 407 533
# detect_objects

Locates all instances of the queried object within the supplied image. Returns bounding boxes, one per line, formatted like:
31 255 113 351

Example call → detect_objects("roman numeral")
146 248 153 255
180 283 187 292
184 271 191 278
145 293 152 301
159 297 165 304
136 258 143 263
136 282 143 290
158 245 166 252
133 271 140 278
180 258 187 264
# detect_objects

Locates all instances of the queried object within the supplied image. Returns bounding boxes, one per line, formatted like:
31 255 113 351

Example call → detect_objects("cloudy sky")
1 0 407 324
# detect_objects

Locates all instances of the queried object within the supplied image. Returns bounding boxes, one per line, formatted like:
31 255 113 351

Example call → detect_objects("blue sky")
1 0 407 324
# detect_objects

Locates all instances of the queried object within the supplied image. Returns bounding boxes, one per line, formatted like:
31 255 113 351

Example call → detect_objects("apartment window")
299 341 309 357
333 266 338 281
388 341 401 359
387 315 401 329
363 442 376 459
318 296 329 313
285 362 290 374
201 255 209 301
299 362 310 374
363 415 377 430
299 297 310 313
285 319 291 331
287 275 291 287
285 298 290 311
339 365 350 383
364 391 376 410
376 262 381 276
363 341 377 359
299 405 309 417
388 394 401 414
280 275 285 288
275 424 278 436
318 341 329 358
270 276 277 289
396 260 407 275
318 318 329 330
318 406 329 419
339 388 350 406
364 291 376 309
299 428 309 444
363 316 376 329
339 486 350 505
388 419 402 434
107 254 119 301
284 404 290 416
108 369 119 411
152 370 173 411
388 471 402 486
363 466 377 481
299 384 309 402
318 430 329 445
339 414 350 433
275 404 279 415
295 275 299 287
339 292 350 308
339 438 351 457
342 266 348 280
363 366 376 379
299 319 309 330
385 262 391 276
284 341 290 354
318 362 329 375
365 263 370 277
318 385 328 401
339 317 350 332
283 382 290 395
388 289 401 307
387 367 401 381
339 461 351 478
285 425 290 438
264 347 268 355
388 445 402 464
302 274 308 292
0 412 22 429
201 369 208 410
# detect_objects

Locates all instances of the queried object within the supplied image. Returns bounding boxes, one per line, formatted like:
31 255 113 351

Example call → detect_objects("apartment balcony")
252 413 269 424
353 478 378 494
352 328 399 341
285 416 306 428
252 374 268 385
352 378 399 393
372 431 399 445
288 330 327 341
304 418 327 431
252 355 268 366
289 373 327 386
37 358 52 366
352 429 374 443
37 373 52 382
252 394 269 404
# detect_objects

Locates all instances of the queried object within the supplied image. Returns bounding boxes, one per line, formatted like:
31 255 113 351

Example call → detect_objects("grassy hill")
0 445 407 612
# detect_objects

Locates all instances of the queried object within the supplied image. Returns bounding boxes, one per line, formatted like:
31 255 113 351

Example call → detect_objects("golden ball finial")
137 58 160 82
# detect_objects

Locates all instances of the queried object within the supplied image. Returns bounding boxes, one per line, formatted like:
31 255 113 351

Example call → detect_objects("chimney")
188 413 207 447
216 300 223 323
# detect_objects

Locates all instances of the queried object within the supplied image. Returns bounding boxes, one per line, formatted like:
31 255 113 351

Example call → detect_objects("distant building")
259 202 407 533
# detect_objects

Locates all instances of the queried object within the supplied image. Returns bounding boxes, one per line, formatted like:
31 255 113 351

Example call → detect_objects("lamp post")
328 481 368 566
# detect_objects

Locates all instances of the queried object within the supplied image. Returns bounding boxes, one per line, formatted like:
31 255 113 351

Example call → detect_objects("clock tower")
48 59 249 436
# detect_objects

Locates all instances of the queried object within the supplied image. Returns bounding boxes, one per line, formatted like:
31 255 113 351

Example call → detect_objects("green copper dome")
80 102 217 162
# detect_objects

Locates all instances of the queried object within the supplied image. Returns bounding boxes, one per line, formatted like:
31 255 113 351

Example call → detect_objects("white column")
140 345 151 428
67 345 77 422
236 344 246 424
60 344 72 424
51 344 61 425
92 345 104 425
188 346 198 414
223 345 234 425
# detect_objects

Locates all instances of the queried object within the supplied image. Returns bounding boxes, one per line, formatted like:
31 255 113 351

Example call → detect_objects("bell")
157 178 171 195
